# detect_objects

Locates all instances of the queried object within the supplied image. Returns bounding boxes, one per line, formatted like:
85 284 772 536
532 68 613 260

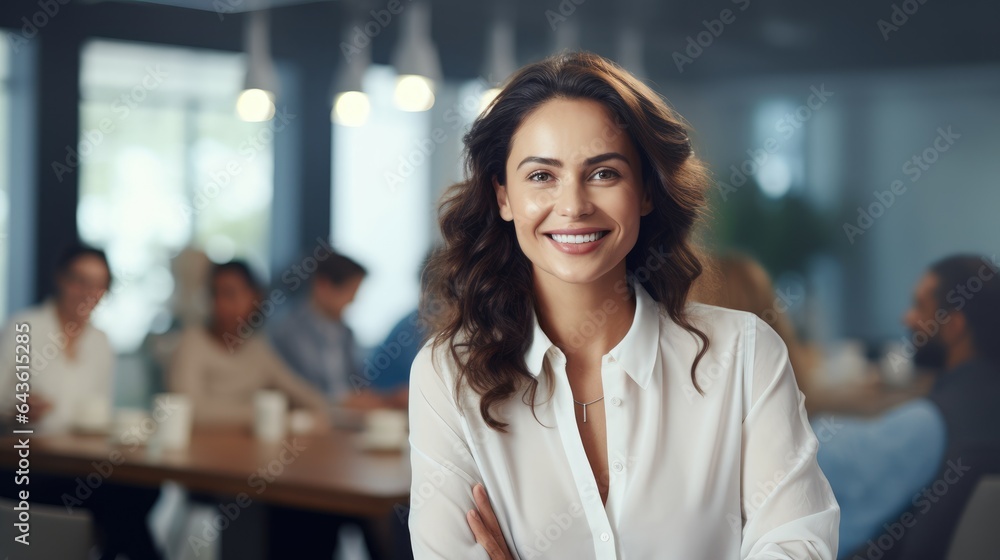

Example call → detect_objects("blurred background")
0 0 996 370
0 0 997 559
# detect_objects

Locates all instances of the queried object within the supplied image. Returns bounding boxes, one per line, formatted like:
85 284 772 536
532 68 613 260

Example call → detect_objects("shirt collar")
524 280 661 390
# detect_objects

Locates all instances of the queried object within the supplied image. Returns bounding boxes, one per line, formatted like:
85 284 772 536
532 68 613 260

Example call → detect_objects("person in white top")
0 245 114 433
0 245 164 559
407 51 840 559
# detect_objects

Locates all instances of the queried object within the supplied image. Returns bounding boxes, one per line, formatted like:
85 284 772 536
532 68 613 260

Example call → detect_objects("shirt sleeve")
815 399 945 554
261 340 330 415
407 342 490 560
167 329 254 427
740 315 840 559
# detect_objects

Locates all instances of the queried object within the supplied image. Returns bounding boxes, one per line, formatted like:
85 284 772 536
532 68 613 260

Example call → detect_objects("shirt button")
612 460 624 472
610 397 622 406
600 532 610 542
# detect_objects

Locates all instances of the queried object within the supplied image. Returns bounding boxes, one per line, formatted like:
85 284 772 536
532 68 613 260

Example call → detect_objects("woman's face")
56 255 111 321
495 97 652 286
211 270 258 332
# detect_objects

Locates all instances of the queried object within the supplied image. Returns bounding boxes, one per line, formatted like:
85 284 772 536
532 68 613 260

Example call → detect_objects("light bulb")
394 74 435 112
332 91 371 127
236 88 276 122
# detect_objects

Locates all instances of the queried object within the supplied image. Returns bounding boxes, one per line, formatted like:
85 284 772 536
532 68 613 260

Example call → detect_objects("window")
752 99 805 199
332 64 433 347
79 39 274 351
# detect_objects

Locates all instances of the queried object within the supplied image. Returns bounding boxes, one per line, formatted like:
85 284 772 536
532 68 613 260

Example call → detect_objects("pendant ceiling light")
480 11 517 116
332 18 372 127
237 9 279 122
391 0 441 112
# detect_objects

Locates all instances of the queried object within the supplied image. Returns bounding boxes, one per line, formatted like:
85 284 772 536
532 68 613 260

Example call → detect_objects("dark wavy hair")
421 51 712 430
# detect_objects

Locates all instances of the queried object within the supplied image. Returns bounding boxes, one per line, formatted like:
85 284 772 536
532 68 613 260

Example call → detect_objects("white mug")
289 409 316 435
152 393 193 449
363 409 408 449
110 408 154 446
254 391 288 442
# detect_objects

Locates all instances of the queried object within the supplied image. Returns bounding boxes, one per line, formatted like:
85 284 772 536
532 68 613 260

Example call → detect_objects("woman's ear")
640 184 654 217
494 176 514 221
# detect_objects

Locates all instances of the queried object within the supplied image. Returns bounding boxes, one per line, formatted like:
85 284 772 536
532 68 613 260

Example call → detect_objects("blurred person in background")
817 253 1000 559
270 251 388 410
167 260 329 427
1 244 114 432
168 260 389 558
266 253 394 559
0 244 163 560
141 247 212 395
692 253 926 416
356 251 438 411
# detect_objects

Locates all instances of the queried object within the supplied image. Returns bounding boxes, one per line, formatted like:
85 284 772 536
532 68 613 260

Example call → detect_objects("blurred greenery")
707 181 836 277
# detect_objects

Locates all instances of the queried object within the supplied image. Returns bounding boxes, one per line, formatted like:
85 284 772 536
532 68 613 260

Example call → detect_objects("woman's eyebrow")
516 156 561 170
584 152 629 166
515 152 629 170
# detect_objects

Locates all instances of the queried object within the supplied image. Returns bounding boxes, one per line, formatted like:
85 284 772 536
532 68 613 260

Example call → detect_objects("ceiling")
90 0 1000 83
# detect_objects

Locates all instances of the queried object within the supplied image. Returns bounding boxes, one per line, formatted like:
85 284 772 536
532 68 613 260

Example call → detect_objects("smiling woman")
408 51 840 559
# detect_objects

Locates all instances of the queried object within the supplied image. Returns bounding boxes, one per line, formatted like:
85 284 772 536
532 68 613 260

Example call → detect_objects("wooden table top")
0 427 411 517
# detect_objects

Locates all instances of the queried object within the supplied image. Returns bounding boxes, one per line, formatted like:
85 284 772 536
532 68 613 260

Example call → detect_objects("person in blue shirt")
817 254 1000 559
350 251 436 411
355 309 426 409
271 251 367 405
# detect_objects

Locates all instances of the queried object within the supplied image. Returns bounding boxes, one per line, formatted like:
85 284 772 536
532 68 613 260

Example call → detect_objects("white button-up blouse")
408 281 839 559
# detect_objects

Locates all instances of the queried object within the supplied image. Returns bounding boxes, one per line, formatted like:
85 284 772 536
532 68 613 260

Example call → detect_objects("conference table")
0 424 411 558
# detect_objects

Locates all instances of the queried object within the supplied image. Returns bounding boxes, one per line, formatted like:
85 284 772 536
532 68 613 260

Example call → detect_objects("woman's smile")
543 229 611 254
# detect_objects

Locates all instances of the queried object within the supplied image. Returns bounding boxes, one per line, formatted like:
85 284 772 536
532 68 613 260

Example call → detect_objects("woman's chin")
535 263 613 287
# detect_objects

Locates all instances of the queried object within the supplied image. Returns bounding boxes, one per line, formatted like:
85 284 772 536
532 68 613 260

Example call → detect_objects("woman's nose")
554 182 593 219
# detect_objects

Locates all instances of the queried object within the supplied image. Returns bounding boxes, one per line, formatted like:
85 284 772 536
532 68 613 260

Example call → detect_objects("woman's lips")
544 230 609 255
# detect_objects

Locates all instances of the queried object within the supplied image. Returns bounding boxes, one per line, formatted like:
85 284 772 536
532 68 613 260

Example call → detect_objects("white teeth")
549 231 607 244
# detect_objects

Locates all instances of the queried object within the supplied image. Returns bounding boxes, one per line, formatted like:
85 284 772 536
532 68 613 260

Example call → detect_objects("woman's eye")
528 171 552 182
592 168 620 181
